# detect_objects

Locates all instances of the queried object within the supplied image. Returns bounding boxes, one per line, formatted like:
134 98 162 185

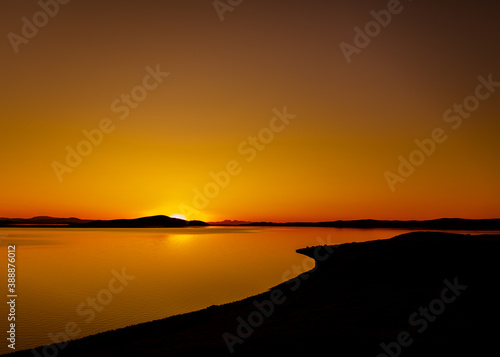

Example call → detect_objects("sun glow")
170 214 187 220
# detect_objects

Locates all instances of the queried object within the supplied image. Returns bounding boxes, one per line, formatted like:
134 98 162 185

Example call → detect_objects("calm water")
0 226 495 354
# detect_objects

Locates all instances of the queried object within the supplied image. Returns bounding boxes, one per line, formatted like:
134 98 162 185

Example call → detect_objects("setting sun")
170 214 187 220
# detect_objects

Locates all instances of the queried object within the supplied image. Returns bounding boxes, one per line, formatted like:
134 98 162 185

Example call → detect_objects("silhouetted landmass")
0 215 208 228
242 218 500 230
71 215 208 228
10 231 500 356
0 216 93 226
208 220 253 226
2 217 499 229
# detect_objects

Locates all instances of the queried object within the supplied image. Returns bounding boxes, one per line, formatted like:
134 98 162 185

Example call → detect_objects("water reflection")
0 226 496 354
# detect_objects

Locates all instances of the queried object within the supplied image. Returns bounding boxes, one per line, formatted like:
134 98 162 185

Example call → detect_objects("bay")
0 226 494 353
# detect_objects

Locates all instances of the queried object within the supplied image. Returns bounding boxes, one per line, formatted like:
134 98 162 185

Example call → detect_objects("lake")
0 226 494 353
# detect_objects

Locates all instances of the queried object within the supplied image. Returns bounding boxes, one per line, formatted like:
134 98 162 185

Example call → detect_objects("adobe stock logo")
7 0 71 54
376 277 467 357
51 64 169 183
176 107 296 218
213 0 243 22
339 0 412 64
31 268 135 357
384 74 499 192
223 237 337 354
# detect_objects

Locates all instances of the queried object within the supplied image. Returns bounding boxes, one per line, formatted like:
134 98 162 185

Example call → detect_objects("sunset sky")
1 0 499 222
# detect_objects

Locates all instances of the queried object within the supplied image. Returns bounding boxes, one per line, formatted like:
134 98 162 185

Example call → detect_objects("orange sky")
1 0 499 222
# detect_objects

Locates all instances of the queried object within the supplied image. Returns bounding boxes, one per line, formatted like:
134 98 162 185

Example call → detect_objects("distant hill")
73 215 208 228
242 218 500 230
0 216 92 226
2 216 499 230
208 220 253 226
0 215 208 228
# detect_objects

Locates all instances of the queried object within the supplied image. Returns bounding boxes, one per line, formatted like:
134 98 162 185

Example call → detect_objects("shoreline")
2 217 500 230
8 231 500 356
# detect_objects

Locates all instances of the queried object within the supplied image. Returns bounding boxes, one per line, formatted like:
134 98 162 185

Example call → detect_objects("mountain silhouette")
0 215 208 228
243 218 500 230
2 216 500 229
72 215 208 228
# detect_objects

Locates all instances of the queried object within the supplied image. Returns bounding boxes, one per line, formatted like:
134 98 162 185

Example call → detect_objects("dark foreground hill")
11 231 500 356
